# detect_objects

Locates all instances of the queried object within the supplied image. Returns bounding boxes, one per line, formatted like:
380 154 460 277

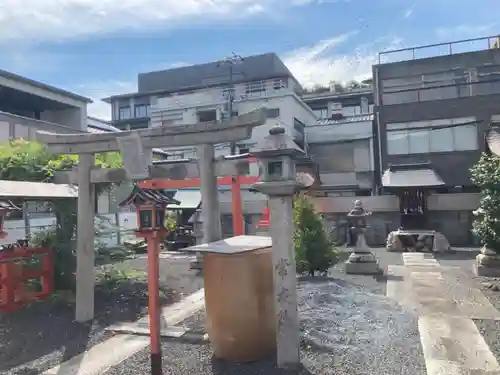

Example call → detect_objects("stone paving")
387 252 500 374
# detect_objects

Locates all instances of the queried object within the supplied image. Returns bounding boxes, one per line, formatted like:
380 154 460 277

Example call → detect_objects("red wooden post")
1 261 16 312
147 233 162 375
231 175 245 236
41 249 54 297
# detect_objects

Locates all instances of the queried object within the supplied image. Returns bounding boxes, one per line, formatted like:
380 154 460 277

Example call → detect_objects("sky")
0 0 498 119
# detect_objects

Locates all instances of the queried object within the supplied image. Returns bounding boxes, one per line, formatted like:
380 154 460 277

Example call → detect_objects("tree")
0 139 123 289
470 153 500 253
293 196 338 276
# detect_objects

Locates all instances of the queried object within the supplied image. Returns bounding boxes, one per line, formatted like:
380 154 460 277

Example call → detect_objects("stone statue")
344 200 380 274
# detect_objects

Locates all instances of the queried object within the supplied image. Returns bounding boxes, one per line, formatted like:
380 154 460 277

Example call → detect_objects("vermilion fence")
0 247 54 312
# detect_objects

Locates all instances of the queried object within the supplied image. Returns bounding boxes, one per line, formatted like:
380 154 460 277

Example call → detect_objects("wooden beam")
53 158 253 184
36 109 267 154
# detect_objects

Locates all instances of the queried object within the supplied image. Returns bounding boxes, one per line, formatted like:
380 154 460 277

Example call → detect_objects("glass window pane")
387 131 408 155
454 125 478 151
119 106 131 120
430 127 454 152
408 129 430 154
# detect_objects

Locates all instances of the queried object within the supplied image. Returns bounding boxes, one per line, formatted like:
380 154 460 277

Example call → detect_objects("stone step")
419 316 500 374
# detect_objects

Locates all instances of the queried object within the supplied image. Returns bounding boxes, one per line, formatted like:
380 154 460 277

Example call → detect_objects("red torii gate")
139 157 261 234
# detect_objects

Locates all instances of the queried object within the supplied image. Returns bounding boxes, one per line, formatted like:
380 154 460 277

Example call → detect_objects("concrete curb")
41 288 206 375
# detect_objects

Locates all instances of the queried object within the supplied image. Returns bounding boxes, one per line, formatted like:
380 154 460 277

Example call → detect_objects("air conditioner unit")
330 102 342 114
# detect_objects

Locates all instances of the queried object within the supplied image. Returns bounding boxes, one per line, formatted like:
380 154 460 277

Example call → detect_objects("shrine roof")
119 185 180 207
382 162 445 188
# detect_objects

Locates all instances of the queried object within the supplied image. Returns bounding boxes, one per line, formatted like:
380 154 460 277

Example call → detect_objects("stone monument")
345 200 380 274
252 125 304 369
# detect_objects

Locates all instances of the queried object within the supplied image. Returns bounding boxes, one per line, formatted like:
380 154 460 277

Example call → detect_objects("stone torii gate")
35 108 267 322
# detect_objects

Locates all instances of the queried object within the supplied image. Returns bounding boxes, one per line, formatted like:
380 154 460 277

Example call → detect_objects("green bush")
293 196 338 275
470 153 500 253
0 139 124 291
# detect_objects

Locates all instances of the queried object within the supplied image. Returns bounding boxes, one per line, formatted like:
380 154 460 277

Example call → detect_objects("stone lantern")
252 124 305 369
119 184 180 375
345 200 380 274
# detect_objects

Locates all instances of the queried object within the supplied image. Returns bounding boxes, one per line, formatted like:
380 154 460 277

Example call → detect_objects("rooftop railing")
378 35 500 64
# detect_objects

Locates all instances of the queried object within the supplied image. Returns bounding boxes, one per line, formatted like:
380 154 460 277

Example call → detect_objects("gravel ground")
107 247 425 375
0 255 203 375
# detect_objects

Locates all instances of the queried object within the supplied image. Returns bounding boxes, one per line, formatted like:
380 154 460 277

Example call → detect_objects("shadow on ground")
435 249 481 261
210 356 314 375
0 280 177 374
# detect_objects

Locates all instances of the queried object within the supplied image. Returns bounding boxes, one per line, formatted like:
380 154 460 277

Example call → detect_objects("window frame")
386 118 478 155
118 105 131 120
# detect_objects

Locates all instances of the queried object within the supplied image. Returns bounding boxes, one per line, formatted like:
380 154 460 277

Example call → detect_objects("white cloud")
403 4 415 18
80 32 402 118
282 32 403 88
0 0 307 44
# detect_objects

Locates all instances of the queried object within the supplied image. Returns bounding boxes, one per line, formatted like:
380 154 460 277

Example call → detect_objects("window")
312 108 328 119
386 119 478 155
197 110 217 122
119 106 131 120
134 104 150 118
266 108 280 118
293 118 305 136
342 106 361 117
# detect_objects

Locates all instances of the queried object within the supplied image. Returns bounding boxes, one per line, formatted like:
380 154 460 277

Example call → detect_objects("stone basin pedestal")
345 227 380 274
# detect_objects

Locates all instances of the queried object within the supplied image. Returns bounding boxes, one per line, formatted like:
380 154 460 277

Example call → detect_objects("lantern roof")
251 125 305 158
119 185 180 207
347 200 371 217
0 200 21 211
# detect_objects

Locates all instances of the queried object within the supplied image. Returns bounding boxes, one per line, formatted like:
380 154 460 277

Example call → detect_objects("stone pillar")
251 124 305 369
76 153 96 322
268 195 300 368
193 144 222 268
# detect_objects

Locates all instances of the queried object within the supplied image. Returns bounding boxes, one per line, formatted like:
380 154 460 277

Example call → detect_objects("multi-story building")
372 36 500 245
102 53 314 158
301 84 376 197
0 69 90 140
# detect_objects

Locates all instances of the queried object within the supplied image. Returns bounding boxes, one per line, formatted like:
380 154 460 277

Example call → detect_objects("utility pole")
217 53 245 236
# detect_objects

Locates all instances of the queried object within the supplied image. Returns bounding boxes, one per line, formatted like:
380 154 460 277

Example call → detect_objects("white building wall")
150 80 316 155
305 119 373 144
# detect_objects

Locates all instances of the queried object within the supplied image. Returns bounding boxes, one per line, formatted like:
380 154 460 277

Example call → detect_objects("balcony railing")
152 79 291 112
379 35 500 64
0 111 84 141
381 76 500 105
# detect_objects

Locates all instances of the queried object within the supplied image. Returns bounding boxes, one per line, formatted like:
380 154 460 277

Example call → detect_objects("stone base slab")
190 260 204 270
345 260 380 274
474 264 500 277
